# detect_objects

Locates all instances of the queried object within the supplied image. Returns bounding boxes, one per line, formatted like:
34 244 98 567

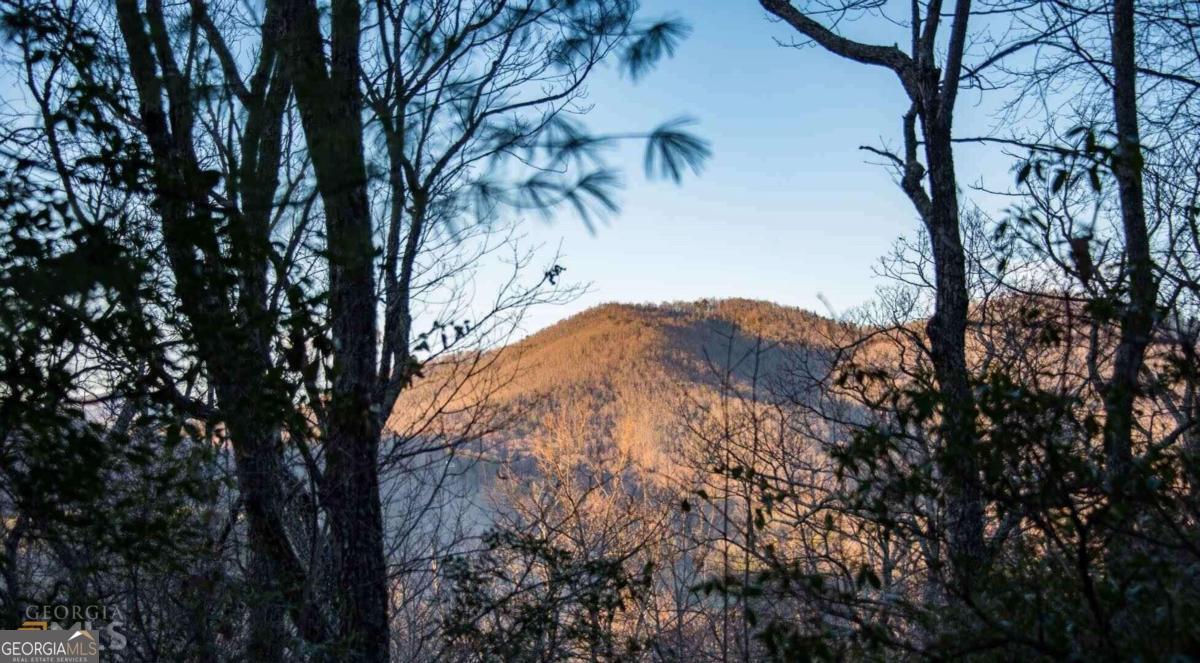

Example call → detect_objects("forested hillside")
389 299 840 466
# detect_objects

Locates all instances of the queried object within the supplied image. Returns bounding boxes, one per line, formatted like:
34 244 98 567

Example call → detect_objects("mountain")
387 299 845 470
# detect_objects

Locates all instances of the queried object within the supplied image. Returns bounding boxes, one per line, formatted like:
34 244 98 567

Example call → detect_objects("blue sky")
0 0 1022 338
498 0 1020 334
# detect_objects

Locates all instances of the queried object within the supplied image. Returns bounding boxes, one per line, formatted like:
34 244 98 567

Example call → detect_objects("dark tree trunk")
280 0 390 658
922 126 986 577
1105 0 1155 490
113 1 325 656
919 0 987 584
759 0 986 588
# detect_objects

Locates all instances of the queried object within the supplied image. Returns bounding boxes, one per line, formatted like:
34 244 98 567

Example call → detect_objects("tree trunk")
114 1 324 655
922 126 986 580
280 0 390 658
1104 0 1155 490
246 524 288 662
758 0 986 587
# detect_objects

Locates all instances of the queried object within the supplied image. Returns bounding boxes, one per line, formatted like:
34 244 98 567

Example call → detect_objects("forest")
1 0 1199 660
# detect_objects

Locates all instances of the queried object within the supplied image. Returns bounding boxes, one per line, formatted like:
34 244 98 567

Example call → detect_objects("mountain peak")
522 297 836 348
390 298 840 467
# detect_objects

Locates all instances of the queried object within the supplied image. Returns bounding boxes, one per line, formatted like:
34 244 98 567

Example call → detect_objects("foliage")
442 528 654 662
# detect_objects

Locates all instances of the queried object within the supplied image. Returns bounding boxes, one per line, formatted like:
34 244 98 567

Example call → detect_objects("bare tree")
756 0 989 585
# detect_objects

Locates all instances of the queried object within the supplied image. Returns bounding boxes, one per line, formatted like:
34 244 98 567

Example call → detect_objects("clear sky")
0 0 1022 339
496 0 1020 335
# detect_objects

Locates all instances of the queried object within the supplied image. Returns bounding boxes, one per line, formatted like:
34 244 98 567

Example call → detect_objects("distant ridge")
388 299 844 467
